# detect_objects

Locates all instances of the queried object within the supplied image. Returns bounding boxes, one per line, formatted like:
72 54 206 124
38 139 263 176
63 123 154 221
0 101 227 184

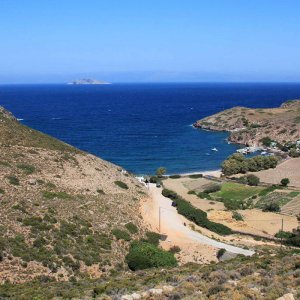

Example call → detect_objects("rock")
28 178 37 185
141 291 149 298
149 288 163 296
276 294 295 300
121 295 133 300
121 293 141 300
162 285 174 292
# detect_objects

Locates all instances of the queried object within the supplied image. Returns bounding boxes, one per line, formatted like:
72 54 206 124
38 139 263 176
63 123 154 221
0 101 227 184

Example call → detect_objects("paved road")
149 184 254 256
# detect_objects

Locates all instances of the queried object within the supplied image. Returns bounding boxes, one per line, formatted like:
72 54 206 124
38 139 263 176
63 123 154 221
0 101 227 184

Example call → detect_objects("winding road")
145 184 254 256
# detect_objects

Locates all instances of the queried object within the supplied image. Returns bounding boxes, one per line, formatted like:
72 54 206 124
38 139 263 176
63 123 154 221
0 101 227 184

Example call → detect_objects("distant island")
68 78 111 85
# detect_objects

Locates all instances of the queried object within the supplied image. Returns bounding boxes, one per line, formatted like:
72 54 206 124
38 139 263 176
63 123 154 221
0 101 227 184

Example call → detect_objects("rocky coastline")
194 100 300 147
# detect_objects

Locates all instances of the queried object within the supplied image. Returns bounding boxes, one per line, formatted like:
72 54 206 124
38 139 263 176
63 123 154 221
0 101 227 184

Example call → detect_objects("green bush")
162 189 232 235
217 248 226 259
169 174 181 179
126 241 177 270
197 192 212 200
114 181 129 189
189 174 203 179
112 228 131 241
125 222 138 234
232 211 244 221
149 176 158 183
43 191 70 200
203 184 221 194
7 176 19 185
143 231 161 246
260 136 273 147
17 164 35 175
262 202 280 212
0 188 4 194
281 178 290 187
275 230 294 239
245 174 260 186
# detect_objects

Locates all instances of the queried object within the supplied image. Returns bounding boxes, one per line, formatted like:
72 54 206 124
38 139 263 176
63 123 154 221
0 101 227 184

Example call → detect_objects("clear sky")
1 0 300 83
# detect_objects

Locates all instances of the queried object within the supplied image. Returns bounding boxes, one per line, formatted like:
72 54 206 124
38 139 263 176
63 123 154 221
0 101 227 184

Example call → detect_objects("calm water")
1 83 300 174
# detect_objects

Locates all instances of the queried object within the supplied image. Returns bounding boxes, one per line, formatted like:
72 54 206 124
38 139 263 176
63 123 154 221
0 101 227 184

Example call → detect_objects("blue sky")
1 0 300 83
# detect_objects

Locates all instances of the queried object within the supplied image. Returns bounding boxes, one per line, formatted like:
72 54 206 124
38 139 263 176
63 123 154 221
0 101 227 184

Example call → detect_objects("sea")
1 83 300 175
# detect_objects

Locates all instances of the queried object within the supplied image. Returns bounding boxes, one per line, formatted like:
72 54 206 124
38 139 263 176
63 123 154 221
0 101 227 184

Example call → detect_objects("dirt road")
142 184 254 257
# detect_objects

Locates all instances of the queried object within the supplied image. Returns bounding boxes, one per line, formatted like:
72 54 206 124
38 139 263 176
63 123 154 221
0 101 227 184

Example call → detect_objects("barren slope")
0 106 147 284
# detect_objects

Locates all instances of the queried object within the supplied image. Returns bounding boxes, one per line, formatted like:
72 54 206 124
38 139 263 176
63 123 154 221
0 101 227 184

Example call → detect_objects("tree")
156 167 166 177
246 174 260 186
281 178 290 187
260 136 272 147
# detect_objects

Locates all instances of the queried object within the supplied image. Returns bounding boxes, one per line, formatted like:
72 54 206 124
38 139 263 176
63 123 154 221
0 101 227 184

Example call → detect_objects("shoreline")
174 169 222 178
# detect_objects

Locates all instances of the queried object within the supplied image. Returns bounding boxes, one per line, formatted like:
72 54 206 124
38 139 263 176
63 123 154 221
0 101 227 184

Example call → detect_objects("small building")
270 141 277 148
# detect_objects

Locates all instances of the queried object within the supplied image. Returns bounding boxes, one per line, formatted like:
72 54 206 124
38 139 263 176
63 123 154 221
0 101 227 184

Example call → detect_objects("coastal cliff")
194 100 300 146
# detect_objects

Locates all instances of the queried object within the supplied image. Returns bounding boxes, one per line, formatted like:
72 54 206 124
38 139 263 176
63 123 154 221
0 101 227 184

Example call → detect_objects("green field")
212 182 263 202
211 182 264 210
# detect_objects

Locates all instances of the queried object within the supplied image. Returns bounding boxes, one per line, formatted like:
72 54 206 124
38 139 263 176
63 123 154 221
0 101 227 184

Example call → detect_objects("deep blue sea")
1 83 300 175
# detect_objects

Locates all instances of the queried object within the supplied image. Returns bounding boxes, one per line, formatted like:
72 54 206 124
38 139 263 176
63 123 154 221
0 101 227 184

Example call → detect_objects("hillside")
194 100 300 146
1 248 299 299
0 106 147 284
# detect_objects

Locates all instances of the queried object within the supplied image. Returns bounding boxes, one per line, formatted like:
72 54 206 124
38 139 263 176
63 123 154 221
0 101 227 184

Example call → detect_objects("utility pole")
280 218 283 250
159 207 161 233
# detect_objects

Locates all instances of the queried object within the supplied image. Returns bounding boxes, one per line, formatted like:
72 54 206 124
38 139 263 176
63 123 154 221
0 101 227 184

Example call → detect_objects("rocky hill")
194 100 300 146
0 106 146 284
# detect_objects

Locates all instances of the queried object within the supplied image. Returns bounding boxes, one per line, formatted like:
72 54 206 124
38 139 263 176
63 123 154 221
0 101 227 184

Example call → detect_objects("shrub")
217 248 226 259
189 174 203 179
156 167 166 177
246 174 260 186
114 181 128 189
0 188 4 194
43 191 70 200
17 164 35 175
169 174 181 179
203 184 221 194
260 136 272 147
197 192 212 200
169 245 181 253
275 230 294 239
7 176 19 185
289 148 300 158
126 241 177 270
143 231 161 246
162 189 232 235
232 211 243 221
125 222 138 234
281 178 290 187
149 176 158 183
263 202 280 212
111 228 131 241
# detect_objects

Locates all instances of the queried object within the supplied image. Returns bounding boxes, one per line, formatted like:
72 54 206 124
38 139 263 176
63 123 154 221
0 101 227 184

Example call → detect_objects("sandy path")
142 184 254 257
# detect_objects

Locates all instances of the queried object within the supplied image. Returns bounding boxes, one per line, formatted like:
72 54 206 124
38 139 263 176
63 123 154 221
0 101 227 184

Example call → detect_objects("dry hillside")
0 106 147 284
194 100 300 146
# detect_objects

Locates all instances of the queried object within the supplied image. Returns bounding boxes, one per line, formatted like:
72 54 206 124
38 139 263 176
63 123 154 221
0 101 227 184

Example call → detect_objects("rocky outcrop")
194 100 300 146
